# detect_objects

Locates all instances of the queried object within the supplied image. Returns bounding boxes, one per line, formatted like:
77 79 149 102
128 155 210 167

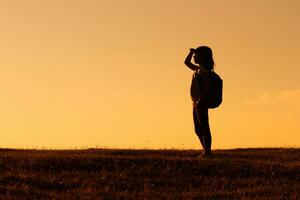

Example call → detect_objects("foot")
198 151 212 158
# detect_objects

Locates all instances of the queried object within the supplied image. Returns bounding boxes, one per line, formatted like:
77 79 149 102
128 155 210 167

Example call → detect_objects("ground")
0 148 299 199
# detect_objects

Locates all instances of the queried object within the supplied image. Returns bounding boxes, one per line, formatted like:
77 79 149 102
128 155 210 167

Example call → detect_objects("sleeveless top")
190 67 209 104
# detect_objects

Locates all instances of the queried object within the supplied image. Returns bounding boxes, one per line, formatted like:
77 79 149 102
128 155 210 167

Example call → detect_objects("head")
193 46 214 71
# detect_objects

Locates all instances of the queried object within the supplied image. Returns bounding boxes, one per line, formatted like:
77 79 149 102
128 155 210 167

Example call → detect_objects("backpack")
207 71 223 109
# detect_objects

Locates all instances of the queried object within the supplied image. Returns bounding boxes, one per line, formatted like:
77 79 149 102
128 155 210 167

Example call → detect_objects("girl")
184 46 214 157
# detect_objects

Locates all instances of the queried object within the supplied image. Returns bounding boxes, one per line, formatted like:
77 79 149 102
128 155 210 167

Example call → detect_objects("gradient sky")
0 0 299 149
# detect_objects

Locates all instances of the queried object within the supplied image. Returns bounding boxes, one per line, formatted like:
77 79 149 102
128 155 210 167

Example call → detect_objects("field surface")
0 148 299 199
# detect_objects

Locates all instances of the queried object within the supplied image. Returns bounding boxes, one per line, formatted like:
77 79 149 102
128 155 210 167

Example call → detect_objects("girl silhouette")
184 46 214 157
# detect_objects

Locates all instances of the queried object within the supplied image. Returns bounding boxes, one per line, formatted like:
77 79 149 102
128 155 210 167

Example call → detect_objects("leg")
195 106 212 154
193 105 205 150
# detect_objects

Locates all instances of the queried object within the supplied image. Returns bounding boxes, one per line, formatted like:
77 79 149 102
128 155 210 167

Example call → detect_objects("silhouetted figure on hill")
184 46 216 157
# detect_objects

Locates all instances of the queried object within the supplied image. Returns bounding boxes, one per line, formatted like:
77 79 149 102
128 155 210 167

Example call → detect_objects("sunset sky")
0 0 299 149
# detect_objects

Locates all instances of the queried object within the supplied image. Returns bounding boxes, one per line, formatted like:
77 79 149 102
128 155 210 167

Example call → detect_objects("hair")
195 46 214 71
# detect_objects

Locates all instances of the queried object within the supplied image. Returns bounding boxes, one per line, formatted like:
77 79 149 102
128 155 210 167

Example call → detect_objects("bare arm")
184 49 199 71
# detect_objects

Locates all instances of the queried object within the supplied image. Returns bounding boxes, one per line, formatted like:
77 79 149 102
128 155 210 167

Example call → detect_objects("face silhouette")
193 53 201 65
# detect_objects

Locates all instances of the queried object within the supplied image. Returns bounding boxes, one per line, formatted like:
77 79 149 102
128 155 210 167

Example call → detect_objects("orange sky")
0 0 299 149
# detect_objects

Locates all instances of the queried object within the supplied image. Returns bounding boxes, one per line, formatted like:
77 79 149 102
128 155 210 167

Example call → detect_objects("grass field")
0 148 299 199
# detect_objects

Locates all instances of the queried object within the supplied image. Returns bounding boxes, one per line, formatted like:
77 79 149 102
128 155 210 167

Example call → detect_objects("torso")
190 67 209 103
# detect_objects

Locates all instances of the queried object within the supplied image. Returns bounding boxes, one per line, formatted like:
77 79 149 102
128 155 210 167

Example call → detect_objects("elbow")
184 61 193 69
184 60 189 66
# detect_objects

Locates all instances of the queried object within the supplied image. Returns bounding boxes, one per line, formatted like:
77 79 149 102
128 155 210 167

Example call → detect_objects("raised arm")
184 48 199 71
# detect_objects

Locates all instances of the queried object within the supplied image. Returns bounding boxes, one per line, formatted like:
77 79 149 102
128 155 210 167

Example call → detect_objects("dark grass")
0 148 299 199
